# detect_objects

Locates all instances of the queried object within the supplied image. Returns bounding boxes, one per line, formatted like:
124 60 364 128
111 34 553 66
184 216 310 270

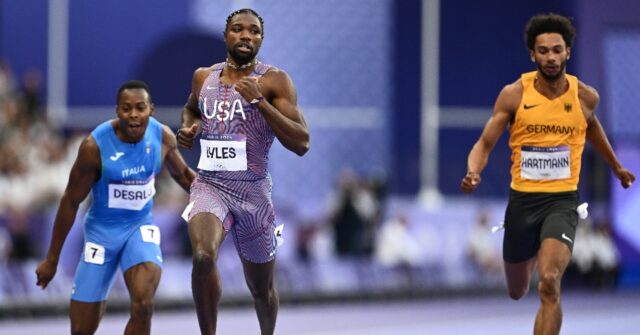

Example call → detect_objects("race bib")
198 135 247 171
140 225 161 245
520 145 570 180
84 242 105 265
108 177 156 210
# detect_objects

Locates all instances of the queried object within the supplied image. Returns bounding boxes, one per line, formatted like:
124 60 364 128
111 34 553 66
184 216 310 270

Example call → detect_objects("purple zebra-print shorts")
186 174 277 263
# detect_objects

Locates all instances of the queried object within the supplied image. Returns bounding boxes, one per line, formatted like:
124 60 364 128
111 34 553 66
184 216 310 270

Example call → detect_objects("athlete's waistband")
197 170 269 182
509 188 579 198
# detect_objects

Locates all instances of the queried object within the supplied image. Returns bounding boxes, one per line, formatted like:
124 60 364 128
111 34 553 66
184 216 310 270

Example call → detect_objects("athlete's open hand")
235 76 263 103
35 259 57 289
614 166 635 189
461 172 481 193
177 123 199 149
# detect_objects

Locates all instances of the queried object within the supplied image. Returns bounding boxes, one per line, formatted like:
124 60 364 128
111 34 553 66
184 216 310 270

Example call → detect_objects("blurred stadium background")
1 0 640 333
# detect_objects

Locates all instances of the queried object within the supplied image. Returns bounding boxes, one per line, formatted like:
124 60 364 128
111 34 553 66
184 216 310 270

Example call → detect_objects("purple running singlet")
186 62 279 263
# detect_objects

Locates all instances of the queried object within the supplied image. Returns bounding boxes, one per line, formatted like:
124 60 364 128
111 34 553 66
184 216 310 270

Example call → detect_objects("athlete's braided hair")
524 13 575 50
226 8 264 37
117 80 152 104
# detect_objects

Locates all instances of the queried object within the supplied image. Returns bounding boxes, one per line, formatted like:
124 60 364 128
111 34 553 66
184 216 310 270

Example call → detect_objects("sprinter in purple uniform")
176 8 309 335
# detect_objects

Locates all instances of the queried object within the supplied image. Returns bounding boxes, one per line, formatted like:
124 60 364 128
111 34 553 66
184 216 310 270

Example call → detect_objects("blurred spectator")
295 221 317 264
0 63 78 269
590 218 620 288
375 213 423 268
18 67 45 123
0 222 12 265
569 215 620 289
5 208 35 261
329 168 378 257
466 210 502 277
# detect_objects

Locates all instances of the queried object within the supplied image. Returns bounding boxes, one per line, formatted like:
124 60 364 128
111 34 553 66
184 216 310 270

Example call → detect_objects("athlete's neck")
534 72 568 99
225 57 257 71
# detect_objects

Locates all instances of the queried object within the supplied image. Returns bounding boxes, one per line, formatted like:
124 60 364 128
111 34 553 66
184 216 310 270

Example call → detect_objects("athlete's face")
531 33 570 81
224 13 263 64
115 88 154 142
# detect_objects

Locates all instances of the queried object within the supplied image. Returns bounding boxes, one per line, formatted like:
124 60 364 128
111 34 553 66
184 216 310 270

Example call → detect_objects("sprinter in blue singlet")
36 80 195 335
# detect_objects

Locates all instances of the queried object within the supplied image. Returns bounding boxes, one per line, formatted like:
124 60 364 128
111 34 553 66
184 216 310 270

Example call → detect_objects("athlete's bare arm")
579 81 635 188
177 67 209 149
235 69 310 156
461 81 523 193
36 136 101 289
161 124 196 191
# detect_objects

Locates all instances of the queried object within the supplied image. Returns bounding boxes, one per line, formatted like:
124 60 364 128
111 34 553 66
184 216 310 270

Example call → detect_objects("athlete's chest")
199 78 256 122
516 94 585 137
103 140 156 181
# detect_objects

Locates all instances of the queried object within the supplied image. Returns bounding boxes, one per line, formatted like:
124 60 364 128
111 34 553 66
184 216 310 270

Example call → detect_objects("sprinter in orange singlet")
460 13 635 335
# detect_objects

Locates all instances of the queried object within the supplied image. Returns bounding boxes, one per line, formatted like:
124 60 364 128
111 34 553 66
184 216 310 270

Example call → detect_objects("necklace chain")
225 58 258 70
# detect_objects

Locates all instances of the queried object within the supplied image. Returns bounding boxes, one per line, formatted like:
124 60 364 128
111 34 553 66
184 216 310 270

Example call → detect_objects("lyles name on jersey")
199 97 248 121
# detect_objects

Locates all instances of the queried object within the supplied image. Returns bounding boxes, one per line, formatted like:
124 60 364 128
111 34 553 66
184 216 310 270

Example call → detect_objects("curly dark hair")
524 13 575 50
225 8 264 37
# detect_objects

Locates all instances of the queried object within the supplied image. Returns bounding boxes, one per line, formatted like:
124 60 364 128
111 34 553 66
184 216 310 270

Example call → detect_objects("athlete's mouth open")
236 43 253 53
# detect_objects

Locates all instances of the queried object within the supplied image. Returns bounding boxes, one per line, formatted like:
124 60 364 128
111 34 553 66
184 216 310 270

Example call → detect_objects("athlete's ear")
149 103 155 116
529 50 535 63
566 47 571 60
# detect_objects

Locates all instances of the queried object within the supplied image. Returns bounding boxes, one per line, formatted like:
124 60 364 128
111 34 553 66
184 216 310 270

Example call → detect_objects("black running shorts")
502 188 579 263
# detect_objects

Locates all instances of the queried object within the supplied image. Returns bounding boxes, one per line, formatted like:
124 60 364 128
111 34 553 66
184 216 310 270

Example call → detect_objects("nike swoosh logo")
561 233 573 244
206 85 215 90
523 104 540 110
110 152 124 161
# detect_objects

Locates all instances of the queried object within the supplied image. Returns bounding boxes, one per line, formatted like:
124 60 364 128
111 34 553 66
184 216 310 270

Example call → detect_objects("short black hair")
225 8 264 37
524 13 576 50
116 80 152 104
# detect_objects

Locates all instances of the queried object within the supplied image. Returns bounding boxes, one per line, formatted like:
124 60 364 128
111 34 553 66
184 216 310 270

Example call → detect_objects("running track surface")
1 291 639 335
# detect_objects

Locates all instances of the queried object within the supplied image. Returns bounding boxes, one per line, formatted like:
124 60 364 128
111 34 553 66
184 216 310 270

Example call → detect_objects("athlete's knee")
247 279 277 302
192 249 216 276
537 271 561 301
130 297 154 321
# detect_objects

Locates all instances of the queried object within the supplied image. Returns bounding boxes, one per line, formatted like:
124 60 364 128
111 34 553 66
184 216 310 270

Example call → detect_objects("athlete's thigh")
71 239 121 302
189 212 227 255
123 262 162 301
231 177 278 263
187 176 234 232
120 224 163 272
537 238 572 276
539 192 579 252
502 190 541 263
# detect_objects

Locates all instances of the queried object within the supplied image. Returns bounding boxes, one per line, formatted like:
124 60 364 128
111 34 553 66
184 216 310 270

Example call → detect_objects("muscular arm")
580 82 635 188
36 136 100 288
177 68 208 148
461 82 521 193
237 69 310 156
161 124 196 192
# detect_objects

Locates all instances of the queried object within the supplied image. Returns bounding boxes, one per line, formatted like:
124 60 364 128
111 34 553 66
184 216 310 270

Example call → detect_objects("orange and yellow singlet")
509 71 587 192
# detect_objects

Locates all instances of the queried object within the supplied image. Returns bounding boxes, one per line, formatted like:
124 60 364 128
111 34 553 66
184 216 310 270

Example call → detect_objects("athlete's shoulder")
148 116 163 128
91 119 115 138
503 78 524 95
77 133 101 167
193 63 221 79
495 79 524 113
261 66 293 86
577 80 599 109
500 78 524 101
